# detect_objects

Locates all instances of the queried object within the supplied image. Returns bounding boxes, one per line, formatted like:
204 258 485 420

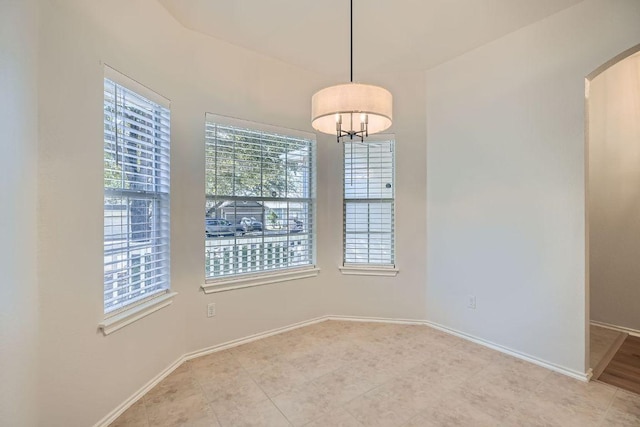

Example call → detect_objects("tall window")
205 114 315 280
103 71 170 314
344 138 395 265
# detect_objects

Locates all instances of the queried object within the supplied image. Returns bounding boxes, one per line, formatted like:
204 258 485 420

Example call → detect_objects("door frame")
584 42 640 376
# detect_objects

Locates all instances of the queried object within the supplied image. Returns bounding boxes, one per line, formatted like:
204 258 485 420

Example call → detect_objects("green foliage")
104 152 122 188
267 210 278 226
104 103 123 190
205 127 306 198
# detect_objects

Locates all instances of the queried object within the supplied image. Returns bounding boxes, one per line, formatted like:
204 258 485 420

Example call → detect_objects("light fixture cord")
350 0 353 83
350 0 354 179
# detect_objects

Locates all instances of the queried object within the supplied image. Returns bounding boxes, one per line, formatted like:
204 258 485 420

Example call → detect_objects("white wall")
37 1 327 425
321 70 428 320
0 1 39 425
425 0 640 374
36 1 427 424
589 51 640 332
28 0 640 424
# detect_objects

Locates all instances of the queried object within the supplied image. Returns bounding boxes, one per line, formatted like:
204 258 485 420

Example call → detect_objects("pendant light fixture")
311 0 393 142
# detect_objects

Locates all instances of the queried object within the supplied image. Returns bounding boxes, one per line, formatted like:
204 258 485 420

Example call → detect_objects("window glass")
205 114 316 280
103 76 170 313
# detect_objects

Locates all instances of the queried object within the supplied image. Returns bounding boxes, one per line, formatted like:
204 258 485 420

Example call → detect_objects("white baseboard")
93 356 184 427
327 315 591 382
93 315 329 427
327 315 426 326
182 316 329 361
422 319 591 382
590 320 640 337
95 314 591 426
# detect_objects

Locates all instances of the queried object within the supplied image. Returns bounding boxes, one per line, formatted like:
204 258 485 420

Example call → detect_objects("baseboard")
590 320 640 338
93 356 184 427
95 313 591 426
327 315 426 326
182 316 329 361
93 315 329 427
328 315 591 382
423 319 591 382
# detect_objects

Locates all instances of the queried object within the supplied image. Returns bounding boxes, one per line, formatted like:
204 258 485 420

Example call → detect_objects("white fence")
205 234 311 278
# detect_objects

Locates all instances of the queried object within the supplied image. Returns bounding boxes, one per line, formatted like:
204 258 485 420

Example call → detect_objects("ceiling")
158 0 583 78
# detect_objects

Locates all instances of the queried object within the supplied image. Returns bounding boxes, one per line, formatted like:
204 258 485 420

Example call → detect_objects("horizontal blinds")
104 65 170 108
344 140 395 265
205 114 316 279
205 124 313 199
104 77 171 314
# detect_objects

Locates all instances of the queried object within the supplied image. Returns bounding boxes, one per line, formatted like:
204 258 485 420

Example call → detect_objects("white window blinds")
205 114 316 280
344 139 395 265
103 76 170 314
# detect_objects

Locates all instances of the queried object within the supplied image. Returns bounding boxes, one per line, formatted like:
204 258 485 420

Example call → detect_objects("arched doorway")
586 43 640 391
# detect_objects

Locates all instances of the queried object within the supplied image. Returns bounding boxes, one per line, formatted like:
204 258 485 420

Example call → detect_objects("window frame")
202 114 319 293
100 66 175 335
341 135 398 276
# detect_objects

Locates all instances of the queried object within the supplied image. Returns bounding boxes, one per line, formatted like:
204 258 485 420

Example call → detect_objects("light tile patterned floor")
110 320 640 427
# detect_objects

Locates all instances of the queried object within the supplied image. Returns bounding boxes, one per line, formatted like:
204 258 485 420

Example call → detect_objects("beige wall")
589 51 640 332
37 1 328 425
425 0 640 374
0 1 39 425
321 70 428 320
35 2 429 422
23 0 640 425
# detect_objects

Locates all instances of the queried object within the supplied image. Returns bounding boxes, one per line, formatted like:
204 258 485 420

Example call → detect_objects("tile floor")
110 320 640 427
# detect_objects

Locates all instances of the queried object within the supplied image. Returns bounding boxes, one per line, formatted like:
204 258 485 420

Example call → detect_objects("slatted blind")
103 76 170 314
344 139 395 265
205 114 316 279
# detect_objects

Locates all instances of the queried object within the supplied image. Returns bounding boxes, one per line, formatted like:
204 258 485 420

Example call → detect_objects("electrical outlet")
207 303 216 318
467 295 476 309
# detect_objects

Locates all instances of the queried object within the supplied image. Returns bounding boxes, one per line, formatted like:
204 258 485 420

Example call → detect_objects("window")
343 138 395 266
204 114 316 284
103 70 171 314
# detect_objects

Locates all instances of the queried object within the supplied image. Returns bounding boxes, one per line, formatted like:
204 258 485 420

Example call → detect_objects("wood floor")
600 335 640 395
590 325 627 379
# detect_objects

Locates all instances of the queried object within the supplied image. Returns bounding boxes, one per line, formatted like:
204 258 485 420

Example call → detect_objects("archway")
585 43 640 387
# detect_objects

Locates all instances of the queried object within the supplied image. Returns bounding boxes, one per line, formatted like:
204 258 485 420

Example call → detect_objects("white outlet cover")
467 295 476 309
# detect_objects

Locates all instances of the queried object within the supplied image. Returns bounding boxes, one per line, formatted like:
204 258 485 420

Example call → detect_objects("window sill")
201 267 320 294
338 265 399 277
98 292 178 336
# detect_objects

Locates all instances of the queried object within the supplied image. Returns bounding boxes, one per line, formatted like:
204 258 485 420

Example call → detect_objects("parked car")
238 217 263 233
234 219 249 234
205 218 235 237
275 219 303 233
290 219 303 233
249 217 263 231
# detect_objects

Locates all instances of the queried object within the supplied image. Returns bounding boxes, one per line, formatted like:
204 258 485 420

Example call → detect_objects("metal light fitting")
311 0 393 143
